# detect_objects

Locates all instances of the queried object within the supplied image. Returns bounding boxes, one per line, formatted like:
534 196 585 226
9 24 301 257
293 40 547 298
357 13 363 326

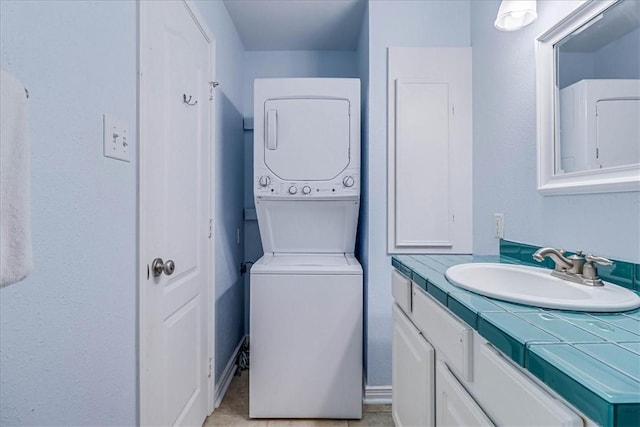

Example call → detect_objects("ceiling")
223 0 366 51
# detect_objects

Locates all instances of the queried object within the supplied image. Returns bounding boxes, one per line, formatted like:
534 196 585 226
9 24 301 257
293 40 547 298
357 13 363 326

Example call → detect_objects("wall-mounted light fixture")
495 0 537 31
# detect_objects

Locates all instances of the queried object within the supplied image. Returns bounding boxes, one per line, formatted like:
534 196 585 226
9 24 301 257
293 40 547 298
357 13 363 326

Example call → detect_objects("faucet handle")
585 254 613 266
582 255 613 286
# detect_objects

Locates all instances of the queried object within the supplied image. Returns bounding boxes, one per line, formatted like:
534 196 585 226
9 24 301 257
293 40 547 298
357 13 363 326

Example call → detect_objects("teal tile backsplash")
500 239 639 291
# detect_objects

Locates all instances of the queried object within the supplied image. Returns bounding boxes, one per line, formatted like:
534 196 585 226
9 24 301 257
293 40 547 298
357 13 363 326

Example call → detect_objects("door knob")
152 258 176 277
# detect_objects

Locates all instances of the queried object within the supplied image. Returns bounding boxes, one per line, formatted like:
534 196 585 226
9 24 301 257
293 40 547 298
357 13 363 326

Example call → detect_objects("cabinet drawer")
436 361 494 427
412 284 473 381
470 335 582 427
392 270 412 314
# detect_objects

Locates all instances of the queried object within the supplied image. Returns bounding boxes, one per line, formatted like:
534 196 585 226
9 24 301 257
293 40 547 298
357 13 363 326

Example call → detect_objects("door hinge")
209 81 219 100
596 148 600 159
208 357 212 378
209 219 213 238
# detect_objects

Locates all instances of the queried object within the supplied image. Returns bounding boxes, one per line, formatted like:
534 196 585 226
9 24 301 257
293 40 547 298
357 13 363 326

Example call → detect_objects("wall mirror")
536 0 640 194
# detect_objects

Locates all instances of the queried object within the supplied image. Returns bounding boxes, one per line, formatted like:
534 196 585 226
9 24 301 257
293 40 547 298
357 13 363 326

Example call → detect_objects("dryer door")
263 97 351 181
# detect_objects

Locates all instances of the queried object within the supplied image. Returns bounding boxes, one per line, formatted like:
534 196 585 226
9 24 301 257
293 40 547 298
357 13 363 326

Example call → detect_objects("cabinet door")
392 304 435 427
387 47 472 254
436 361 494 427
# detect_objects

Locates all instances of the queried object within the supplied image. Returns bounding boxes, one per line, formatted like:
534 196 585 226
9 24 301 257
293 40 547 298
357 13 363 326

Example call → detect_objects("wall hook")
183 94 197 106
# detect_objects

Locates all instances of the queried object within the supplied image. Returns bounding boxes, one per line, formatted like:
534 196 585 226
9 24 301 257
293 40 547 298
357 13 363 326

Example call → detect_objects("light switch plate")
103 114 130 162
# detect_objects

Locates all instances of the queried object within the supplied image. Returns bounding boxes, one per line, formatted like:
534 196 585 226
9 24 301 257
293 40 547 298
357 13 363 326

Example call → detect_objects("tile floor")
204 371 395 427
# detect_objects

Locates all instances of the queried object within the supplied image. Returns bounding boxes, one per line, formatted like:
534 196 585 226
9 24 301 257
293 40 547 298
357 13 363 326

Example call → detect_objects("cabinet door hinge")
208 357 212 378
209 219 213 238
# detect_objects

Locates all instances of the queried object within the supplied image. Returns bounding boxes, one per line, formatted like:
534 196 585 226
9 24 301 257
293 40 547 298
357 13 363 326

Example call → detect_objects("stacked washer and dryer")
250 78 363 419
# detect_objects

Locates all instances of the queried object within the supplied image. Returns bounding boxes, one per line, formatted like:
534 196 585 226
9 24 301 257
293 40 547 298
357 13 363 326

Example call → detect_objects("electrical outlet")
103 114 130 162
494 213 505 239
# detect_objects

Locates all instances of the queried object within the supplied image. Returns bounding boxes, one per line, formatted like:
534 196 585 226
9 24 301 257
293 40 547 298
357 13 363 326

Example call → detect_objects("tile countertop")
391 254 640 427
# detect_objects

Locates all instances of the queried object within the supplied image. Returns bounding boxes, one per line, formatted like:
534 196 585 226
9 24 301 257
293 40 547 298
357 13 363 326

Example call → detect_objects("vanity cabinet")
391 270 585 427
392 304 435 427
436 360 494 427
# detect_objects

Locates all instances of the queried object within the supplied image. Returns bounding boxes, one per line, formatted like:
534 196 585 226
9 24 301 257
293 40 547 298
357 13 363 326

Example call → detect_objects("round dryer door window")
263 97 351 181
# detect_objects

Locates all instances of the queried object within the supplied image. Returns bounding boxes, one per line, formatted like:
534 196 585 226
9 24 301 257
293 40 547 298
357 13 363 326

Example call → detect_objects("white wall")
471 0 640 262
0 1 137 425
362 0 471 387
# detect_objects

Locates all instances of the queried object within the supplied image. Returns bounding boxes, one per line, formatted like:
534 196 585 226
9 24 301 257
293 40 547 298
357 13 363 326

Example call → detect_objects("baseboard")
363 384 392 405
214 335 248 408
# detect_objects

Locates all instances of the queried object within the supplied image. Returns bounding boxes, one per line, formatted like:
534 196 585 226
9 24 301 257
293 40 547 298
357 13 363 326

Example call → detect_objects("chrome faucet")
532 247 573 271
532 247 613 287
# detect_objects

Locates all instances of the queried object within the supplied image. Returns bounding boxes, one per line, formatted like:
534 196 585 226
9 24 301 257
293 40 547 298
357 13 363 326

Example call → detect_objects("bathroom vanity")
391 251 640 427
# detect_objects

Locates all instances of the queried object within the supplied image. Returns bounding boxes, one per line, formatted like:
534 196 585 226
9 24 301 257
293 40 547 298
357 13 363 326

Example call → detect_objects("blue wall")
0 1 137 425
362 0 471 387
193 0 247 388
471 0 640 262
0 1 248 424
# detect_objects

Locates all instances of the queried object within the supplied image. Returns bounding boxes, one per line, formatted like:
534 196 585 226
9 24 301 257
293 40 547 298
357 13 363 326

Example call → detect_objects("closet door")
392 304 435 427
388 47 472 254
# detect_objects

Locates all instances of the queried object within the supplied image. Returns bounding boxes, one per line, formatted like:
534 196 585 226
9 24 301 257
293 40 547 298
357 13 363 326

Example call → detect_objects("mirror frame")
535 0 640 195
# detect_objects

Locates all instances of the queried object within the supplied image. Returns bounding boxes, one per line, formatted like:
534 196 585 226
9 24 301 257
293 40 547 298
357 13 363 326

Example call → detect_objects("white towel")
1 69 33 288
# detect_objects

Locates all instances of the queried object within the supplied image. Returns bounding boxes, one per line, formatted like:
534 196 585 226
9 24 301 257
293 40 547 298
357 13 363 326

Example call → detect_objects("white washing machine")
250 78 362 419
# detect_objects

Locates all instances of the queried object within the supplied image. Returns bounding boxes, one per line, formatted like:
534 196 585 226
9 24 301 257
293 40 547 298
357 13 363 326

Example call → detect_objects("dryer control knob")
342 176 355 188
258 176 271 187
302 186 311 195
288 186 297 195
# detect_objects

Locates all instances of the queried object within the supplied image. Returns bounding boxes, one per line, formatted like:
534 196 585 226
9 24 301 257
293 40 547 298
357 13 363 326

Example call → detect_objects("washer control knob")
302 186 311 195
258 176 271 187
342 176 355 188
288 186 297 195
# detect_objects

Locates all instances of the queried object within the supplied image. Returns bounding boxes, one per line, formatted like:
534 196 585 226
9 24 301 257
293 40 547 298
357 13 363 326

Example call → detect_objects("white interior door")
139 1 215 425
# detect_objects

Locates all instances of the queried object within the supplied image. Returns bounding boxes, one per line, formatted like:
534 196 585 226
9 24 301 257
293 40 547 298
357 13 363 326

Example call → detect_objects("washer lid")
251 253 362 275
255 198 359 254
263 97 351 181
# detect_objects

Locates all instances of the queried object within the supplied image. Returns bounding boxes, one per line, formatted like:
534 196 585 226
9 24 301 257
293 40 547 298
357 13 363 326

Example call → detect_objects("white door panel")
387 47 473 254
139 1 214 425
392 303 435 427
596 99 640 169
436 361 494 427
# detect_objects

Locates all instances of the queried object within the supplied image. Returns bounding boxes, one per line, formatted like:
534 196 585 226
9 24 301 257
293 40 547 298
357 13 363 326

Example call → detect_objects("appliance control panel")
255 168 359 198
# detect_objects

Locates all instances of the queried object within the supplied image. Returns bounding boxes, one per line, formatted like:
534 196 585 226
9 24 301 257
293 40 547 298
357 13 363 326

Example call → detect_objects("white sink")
445 263 640 312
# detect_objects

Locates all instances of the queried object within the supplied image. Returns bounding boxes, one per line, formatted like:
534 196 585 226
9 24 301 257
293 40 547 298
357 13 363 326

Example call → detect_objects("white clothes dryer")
250 78 363 419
